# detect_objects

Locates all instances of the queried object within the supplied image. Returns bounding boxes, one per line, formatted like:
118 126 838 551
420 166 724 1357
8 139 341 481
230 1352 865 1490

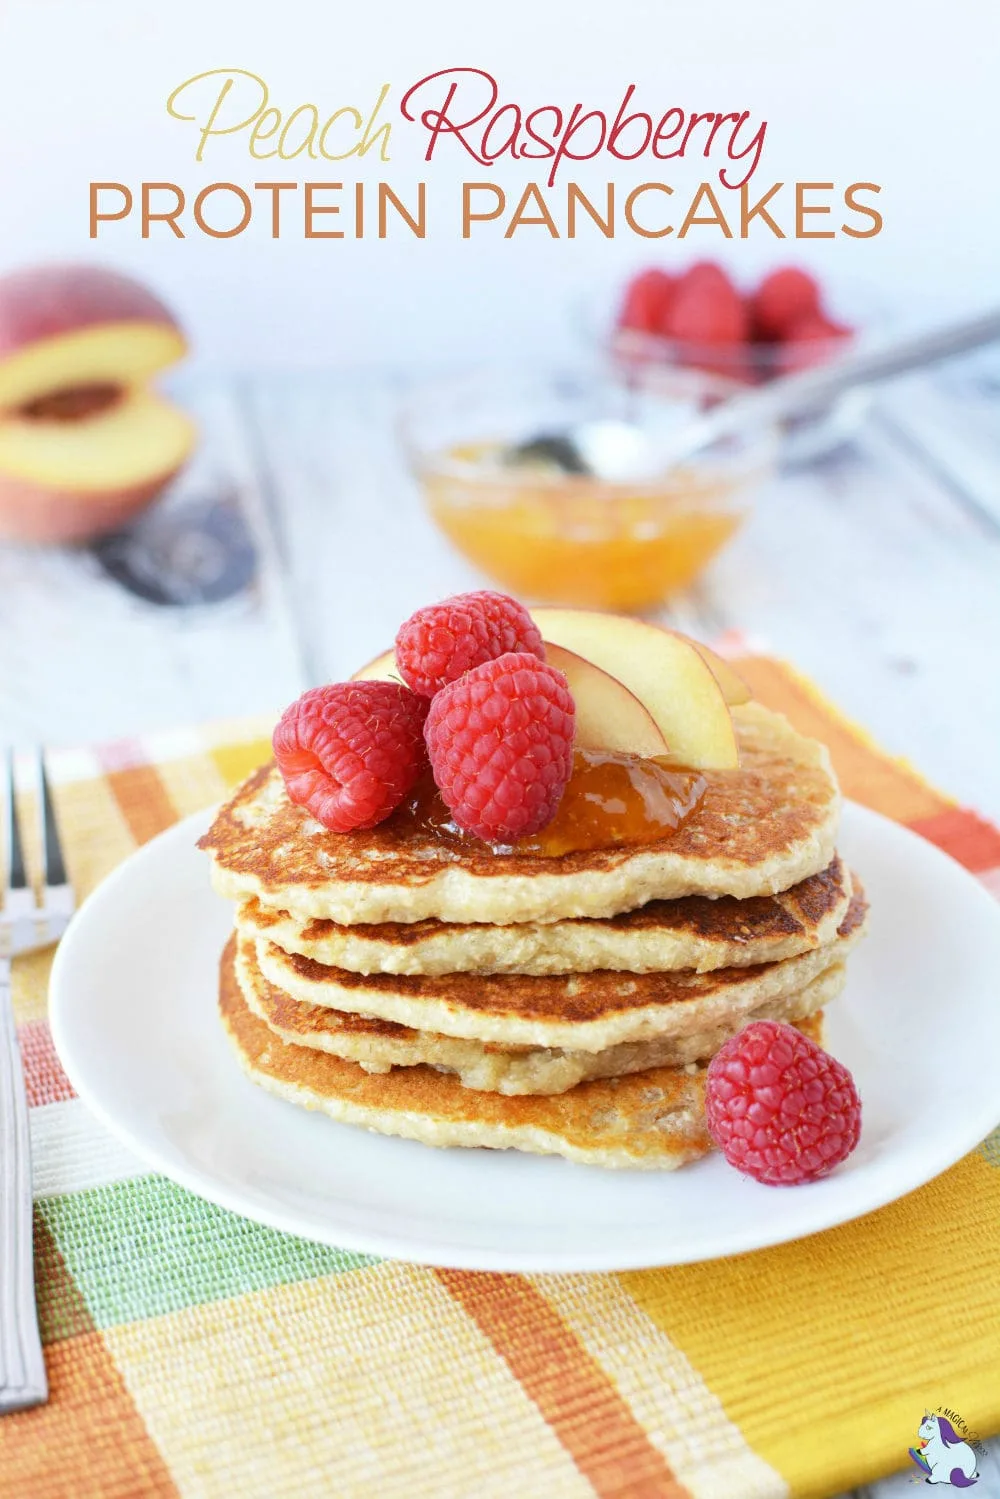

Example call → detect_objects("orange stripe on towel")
20 1020 75 1108
98 746 179 846
734 656 951 823
907 806 1000 874
0 1330 179 1499
437 1270 690 1499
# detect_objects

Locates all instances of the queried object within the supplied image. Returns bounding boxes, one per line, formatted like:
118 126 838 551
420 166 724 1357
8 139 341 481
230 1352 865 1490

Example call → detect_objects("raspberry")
424 652 575 841
778 312 852 372
618 269 675 335
665 262 748 347
705 1020 861 1186
752 267 820 342
395 591 545 699
273 682 428 833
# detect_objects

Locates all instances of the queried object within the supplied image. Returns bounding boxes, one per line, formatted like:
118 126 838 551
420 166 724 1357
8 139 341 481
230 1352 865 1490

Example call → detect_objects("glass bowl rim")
398 360 780 487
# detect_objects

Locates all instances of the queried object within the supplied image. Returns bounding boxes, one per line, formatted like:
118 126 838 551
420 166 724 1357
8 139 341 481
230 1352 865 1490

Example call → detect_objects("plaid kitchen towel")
1 657 998 1499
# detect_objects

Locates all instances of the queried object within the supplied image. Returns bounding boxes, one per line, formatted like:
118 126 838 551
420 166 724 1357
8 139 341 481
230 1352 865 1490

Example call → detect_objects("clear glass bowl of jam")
400 363 777 614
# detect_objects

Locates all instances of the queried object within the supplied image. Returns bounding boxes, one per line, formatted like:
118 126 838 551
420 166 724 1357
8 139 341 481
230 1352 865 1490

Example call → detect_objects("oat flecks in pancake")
221 934 828 1169
236 857 851 977
200 704 841 924
254 886 868 1051
236 930 846 1095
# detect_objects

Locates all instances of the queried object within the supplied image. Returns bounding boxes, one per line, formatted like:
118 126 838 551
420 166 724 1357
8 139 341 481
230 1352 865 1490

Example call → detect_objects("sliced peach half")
0 264 194 543
530 607 740 770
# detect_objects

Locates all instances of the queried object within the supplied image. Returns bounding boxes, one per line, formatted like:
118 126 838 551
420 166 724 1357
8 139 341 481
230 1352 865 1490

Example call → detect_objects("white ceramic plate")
49 802 1000 1272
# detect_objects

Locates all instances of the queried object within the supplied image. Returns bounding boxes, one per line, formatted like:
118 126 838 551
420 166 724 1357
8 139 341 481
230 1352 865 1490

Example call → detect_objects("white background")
1 0 998 371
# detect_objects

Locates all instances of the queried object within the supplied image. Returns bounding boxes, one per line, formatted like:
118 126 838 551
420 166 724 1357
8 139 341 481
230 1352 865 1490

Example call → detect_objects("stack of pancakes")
202 702 868 1170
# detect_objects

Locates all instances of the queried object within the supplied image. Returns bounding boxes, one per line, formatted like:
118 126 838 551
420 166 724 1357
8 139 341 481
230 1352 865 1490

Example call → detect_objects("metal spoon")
645 307 1000 468
507 309 1000 480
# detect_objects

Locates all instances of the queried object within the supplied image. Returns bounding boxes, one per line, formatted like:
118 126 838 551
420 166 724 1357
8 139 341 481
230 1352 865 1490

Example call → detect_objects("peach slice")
539 643 668 756
530 607 740 770
0 264 194 543
350 643 670 757
350 648 403 683
679 636 751 705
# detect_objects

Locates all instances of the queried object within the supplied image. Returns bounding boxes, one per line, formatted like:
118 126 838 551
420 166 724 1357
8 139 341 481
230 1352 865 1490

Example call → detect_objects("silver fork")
1 750 74 1413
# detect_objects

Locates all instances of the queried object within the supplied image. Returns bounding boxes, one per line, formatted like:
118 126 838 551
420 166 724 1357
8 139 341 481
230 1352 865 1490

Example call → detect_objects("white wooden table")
2 364 997 822
2 365 998 1499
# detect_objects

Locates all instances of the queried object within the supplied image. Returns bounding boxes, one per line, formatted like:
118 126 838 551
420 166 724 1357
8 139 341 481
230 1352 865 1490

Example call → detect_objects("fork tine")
4 751 27 894
37 752 68 889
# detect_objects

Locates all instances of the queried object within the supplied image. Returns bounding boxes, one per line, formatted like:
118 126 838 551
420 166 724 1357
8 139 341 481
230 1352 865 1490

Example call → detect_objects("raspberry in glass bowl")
615 260 853 380
609 261 869 461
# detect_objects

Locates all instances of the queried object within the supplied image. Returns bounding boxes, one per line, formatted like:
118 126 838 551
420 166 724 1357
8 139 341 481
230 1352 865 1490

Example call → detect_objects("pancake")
220 935 827 1170
236 930 846 1095
255 885 867 1050
237 857 851 977
200 703 840 925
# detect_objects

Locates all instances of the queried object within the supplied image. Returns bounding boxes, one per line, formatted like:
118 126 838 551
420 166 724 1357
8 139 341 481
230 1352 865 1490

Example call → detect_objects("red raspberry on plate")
396 591 545 699
273 681 428 833
752 267 821 342
705 1020 861 1185
424 651 575 842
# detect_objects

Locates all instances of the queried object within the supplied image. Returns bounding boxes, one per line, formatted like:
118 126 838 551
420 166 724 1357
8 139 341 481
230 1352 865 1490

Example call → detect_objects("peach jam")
396 749 706 857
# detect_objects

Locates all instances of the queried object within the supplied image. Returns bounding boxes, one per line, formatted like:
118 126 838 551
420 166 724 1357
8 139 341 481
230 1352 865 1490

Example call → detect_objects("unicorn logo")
909 1411 979 1487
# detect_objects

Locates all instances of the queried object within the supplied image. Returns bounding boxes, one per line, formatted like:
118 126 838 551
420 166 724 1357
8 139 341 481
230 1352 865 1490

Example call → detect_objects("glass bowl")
611 324 852 381
399 364 778 613
597 282 876 465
